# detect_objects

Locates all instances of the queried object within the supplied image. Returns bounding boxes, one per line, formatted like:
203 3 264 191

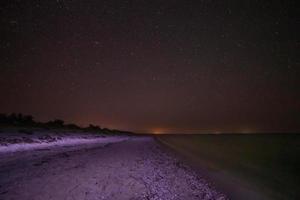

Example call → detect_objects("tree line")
0 113 132 134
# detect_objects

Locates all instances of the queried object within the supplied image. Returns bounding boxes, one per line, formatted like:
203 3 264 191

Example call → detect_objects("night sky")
0 1 299 133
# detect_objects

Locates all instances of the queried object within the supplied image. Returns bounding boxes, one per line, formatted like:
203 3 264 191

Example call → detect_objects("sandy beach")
0 136 226 200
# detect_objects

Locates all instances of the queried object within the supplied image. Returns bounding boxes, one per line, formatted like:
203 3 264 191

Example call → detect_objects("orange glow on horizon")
152 129 165 134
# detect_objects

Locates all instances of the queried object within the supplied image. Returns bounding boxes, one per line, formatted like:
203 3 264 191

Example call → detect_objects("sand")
0 136 226 200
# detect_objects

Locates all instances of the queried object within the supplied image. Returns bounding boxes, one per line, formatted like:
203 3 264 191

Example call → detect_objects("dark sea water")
157 134 300 200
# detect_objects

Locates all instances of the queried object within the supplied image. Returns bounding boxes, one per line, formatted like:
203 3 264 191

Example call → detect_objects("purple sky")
0 1 299 133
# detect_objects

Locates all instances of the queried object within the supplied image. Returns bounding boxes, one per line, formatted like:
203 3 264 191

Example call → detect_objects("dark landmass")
0 113 134 135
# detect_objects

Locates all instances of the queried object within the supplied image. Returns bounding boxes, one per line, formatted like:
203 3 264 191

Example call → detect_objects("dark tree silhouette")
66 123 81 130
85 124 102 132
0 113 132 135
0 113 34 126
46 119 65 128
0 113 8 125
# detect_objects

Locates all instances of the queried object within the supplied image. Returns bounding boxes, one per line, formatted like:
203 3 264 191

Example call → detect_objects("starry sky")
0 0 299 133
